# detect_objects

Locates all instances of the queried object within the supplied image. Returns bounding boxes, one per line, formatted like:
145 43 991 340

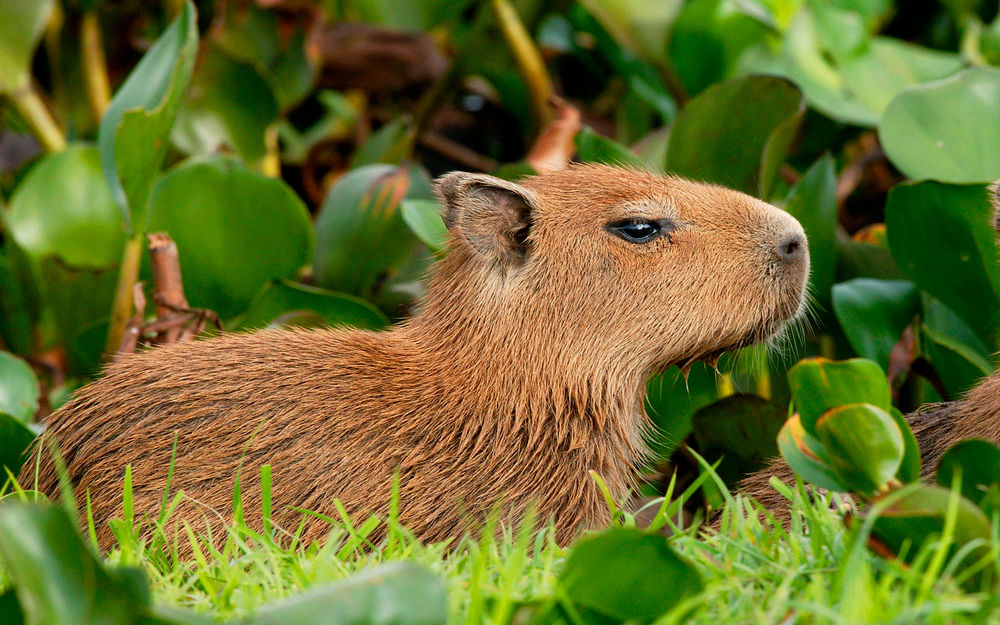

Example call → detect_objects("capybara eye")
608 219 662 243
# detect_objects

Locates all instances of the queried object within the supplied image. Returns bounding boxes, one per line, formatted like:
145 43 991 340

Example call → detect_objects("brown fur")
23 165 809 549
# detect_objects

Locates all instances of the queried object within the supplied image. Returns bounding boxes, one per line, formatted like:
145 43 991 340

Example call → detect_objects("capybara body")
25 165 810 548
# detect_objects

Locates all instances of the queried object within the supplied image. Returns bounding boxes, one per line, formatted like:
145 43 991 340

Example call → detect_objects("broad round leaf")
313 164 433 297
936 439 1000 513
922 323 992 398
787 357 891 435
247 563 447 625
0 504 148 625
172 44 278 164
5 145 125 268
815 403 904 494
559 528 702 621
0 352 38 423
885 182 1000 344
574 126 644 168
870 484 992 564
0 0 53 93
98 0 198 229
783 154 837 307
880 68 1000 184
777 413 847 492
832 279 920 371
400 200 448 253
234 280 388 331
691 394 785 483
0 413 36 476
665 75 803 198
888 407 922 485
147 157 313 319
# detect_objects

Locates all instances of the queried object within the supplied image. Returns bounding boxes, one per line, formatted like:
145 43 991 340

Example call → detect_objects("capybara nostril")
775 233 806 263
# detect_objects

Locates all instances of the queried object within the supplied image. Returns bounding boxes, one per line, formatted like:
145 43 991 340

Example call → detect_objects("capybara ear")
434 172 539 266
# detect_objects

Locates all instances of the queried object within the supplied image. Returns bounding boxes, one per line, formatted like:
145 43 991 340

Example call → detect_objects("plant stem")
262 125 281 178
105 235 144 357
9 87 66 153
81 11 111 123
491 0 554 128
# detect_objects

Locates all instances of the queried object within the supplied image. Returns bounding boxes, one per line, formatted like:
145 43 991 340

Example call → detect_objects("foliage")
2 0 1000 621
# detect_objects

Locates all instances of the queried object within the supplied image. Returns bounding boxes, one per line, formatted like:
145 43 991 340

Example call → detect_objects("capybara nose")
775 232 807 264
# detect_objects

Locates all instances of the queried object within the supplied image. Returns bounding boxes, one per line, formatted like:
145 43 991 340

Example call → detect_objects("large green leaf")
578 0 680 67
559 528 702 622
0 352 38 423
172 44 279 165
400 200 448 254
146 157 313 320
5 145 125 268
787 357 891 436
574 126 645 168
665 75 804 198
313 164 433 298
0 504 147 625
0 412 36 476
0 0 53 93
936 439 1000 515
98 1 198 230
885 182 1000 345
815 403 904 494
777 413 849 493
39 260 117 377
870 484 993 565
247 563 447 625
832 279 920 371
783 154 837 307
645 365 719 460
888 406 922 485
0 249 37 355
922 324 992 398
691 394 785 485
880 68 1000 184
234 280 388 331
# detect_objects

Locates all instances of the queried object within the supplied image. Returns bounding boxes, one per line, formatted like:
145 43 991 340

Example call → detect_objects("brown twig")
148 232 190 344
114 281 147 360
526 97 581 173
418 131 499 172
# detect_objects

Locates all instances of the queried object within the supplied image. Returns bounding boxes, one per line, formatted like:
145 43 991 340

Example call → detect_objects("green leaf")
559 528 702 622
350 119 414 167
5 145 126 268
645 365 719 460
691 394 785 484
98 1 198 231
0 413 36 476
783 154 837 306
247 563 447 625
578 0 680 67
922 323 992 398
936 439 1000 515
146 156 314 320
0 0 53 93
234 280 388 331
0 504 149 625
665 75 804 198
832 279 920 371
172 44 279 164
0 590 24 625
313 164 433 298
401 200 448 254
574 126 645 168
0 352 38 423
888 407 921 485
777 413 848 492
787 357 891 436
815 403 904 494
870 484 992 564
0 249 38 355
885 182 1000 344
880 68 1000 184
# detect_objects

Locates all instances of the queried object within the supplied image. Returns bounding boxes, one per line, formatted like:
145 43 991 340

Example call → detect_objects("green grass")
3 469 1000 624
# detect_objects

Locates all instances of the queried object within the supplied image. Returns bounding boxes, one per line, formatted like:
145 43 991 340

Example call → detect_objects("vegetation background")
3 0 1000 623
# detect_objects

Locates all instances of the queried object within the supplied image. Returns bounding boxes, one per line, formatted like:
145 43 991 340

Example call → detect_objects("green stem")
105 236 143 356
491 0 554 128
9 86 66 153
81 11 111 123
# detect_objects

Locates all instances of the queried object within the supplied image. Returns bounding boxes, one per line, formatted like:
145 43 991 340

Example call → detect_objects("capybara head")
432 164 809 378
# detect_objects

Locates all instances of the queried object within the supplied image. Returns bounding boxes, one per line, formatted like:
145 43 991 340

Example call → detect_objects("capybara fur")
24 165 809 549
